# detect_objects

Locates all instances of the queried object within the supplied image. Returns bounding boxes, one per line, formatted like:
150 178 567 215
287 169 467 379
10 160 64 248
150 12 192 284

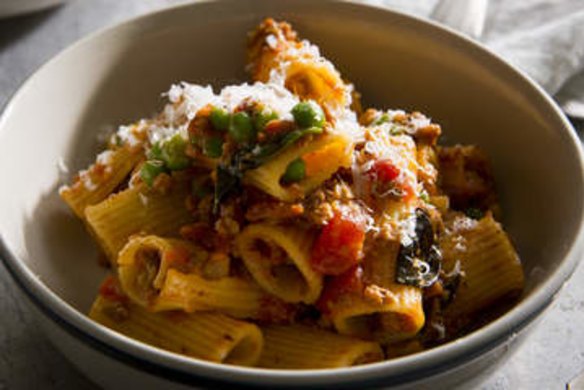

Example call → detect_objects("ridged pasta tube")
117 235 276 319
84 183 193 262
236 223 322 304
89 294 263 366
329 285 425 345
440 213 524 323
60 144 144 218
154 269 270 320
258 324 383 368
244 133 352 202
247 18 352 114
117 235 207 307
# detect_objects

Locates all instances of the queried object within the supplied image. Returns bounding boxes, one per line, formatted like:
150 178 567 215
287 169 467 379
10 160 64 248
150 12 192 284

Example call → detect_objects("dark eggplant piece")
396 208 442 288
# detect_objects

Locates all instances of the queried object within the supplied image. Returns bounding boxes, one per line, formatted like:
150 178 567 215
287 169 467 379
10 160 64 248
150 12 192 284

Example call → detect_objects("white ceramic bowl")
0 0 64 18
1 1 583 388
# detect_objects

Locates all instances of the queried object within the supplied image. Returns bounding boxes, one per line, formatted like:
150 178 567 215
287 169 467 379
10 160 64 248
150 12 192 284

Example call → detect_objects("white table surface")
1 1 584 389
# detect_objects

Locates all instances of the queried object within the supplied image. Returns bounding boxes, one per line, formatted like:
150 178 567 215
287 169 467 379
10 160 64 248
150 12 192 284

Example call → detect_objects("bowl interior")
0 0 582 368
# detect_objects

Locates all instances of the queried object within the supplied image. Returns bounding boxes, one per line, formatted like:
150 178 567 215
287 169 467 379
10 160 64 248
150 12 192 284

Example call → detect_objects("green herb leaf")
465 207 484 220
373 113 390 125
203 136 224 158
213 165 241 213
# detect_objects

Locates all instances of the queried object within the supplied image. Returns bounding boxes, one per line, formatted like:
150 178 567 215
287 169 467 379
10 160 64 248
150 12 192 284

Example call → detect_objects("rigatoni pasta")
258 325 383 368
60 18 525 369
440 212 524 332
247 18 353 115
60 143 144 218
244 132 353 202
154 269 274 319
90 280 263 366
327 240 426 344
236 223 322 304
116 235 207 307
84 183 194 262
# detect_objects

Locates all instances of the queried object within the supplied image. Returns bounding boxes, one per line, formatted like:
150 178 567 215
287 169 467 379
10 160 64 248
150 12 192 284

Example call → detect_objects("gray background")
1 1 583 389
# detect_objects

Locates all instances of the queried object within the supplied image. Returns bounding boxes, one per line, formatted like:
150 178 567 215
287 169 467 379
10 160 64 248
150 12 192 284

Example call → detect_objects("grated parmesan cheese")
117 125 140 147
138 193 149 206
266 34 278 50
451 215 478 232
453 236 467 252
79 170 97 191
57 157 69 175
219 82 299 119
96 150 114 166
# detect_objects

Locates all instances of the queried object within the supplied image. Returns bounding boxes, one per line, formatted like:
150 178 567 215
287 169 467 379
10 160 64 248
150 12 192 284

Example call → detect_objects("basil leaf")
254 126 323 164
213 165 240 214
465 207 484 220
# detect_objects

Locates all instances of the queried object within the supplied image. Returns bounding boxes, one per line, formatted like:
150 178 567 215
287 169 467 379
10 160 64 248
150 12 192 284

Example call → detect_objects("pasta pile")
60 18 524 368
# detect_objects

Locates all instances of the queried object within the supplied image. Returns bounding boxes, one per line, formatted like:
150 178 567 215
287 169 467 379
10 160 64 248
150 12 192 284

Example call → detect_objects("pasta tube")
90 294 263 366
247 18 353 115
117 235 271 319
60 144 144 218
117 235 207 307
155 269 270 320
236 223 322 304
84 183 193 262
320 239 425 344
329 285 425 345
244 133 352 202
440 213 524 325
258 325 383 369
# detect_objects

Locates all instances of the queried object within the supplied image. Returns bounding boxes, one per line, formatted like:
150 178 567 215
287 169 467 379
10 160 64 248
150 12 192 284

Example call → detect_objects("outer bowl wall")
1 0 583 388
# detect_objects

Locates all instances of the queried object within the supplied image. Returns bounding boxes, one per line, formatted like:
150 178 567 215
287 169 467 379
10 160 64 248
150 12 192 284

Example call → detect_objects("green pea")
210 107 230 131
147 142 163 160
140 160 166 187
161 134 190 170
253 109 279 132
203 136 224 158
229 111 255 143
291 101 325 128
281 158 306 184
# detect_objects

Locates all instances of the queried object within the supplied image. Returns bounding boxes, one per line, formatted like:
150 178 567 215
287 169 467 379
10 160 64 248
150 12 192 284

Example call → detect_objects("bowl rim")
1 0 583 387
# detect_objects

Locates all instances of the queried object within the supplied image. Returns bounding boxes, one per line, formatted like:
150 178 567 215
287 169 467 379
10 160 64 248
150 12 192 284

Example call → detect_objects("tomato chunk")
317 265 363 314
369 159 400 182
163 246 192 272
310 211 365 275
98 276 127 303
